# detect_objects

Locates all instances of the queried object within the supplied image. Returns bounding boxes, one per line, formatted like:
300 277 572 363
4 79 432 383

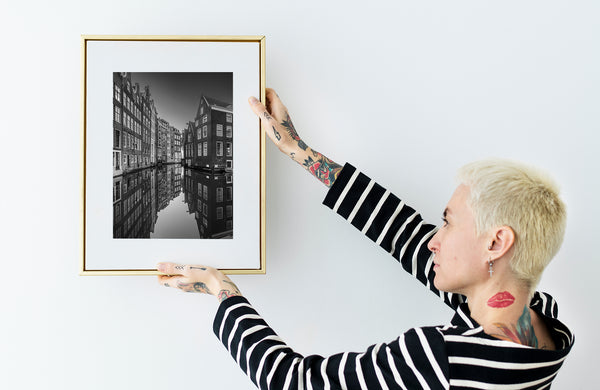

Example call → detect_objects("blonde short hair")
456 159 566 290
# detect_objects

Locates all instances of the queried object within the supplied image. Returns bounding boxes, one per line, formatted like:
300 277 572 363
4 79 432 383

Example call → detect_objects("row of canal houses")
112 72 182 179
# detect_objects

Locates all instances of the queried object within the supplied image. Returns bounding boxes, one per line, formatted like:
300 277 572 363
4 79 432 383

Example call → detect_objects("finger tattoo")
272 126 281 141
190 266 207 270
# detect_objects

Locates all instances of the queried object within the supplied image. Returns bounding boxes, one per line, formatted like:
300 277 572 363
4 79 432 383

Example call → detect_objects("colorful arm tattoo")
217 279 242 303
302 151 343 188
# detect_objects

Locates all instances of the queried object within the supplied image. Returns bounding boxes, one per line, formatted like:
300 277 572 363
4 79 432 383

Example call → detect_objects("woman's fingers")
157 262 188 276
248 96 274 122
158 274 183 288
157 263 219 295
158 274 214 294
248 96 289 149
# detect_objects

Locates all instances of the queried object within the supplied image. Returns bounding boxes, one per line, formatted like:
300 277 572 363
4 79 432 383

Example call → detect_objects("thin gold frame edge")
81 35 265 42
81 35 266 276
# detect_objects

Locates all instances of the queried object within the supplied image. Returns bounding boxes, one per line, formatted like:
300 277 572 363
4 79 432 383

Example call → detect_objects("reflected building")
183 168 233 239
114 165 183 238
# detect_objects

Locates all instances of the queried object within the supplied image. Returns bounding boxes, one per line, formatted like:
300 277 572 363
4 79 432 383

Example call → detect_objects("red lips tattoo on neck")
487 291 516 308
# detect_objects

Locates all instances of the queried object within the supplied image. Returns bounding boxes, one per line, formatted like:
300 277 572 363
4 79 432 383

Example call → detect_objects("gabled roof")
196 95 233 117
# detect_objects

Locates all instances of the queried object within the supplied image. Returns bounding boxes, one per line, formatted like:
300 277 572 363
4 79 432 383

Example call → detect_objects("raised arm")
249 90 343 188
250 90 464 310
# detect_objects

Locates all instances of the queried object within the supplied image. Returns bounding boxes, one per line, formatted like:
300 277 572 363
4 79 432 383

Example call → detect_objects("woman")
158 89 573 389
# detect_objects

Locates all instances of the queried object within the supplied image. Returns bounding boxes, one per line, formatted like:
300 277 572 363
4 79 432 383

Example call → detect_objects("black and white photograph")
82 36 265 274
112 72 234 239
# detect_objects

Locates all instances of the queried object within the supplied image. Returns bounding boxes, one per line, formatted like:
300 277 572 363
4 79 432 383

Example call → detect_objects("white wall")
3 1 598 388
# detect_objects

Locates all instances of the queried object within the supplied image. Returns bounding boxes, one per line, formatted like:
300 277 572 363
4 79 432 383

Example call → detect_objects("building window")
197 183 202 197
226 113 232 123
114 106 121 123
202 114 207 124
203 142 208 156
226 160 232 170
202 203 207 216
202 125 208 138
226 220 233 230
114 130 121 149
201 106 204 115
113 180 121 202
226 142 232 157
216 124 223 137
226 125 232 138
216 187 223 202
203 184 208 200
216 141 223 157
114 84 121 102
114 203 121 222
197 129 201 140
197 143 202 157
216 207 223 220
113 151 121 171
226 205 232 218
195 118 200 127
226 174 233 184
226 186 232 201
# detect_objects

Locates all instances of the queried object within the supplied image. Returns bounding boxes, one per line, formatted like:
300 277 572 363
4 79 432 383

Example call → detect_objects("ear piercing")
488 258 494 277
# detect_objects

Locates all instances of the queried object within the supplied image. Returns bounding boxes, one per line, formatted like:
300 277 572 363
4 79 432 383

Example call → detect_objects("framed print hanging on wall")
81 35 266 276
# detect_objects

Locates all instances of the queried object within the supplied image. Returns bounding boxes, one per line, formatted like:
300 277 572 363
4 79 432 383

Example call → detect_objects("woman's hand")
157 262 242 303
248 88 343 188
248 88 307 157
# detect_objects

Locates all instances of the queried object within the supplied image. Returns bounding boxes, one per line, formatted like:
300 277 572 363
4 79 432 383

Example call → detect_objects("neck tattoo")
491 305 539 348
487 291 516 308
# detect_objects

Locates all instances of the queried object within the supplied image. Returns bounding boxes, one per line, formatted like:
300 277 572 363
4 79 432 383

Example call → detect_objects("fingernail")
157 263 165 273
249 96 258 104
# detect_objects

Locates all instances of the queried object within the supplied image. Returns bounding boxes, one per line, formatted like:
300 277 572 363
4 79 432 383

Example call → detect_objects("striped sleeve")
323 163 465 309
214 296 450 390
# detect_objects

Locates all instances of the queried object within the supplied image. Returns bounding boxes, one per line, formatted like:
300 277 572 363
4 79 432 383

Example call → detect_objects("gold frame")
80 35 266 276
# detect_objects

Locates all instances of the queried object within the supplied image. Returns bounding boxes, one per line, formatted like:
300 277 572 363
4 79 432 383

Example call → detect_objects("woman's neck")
466 282 539 347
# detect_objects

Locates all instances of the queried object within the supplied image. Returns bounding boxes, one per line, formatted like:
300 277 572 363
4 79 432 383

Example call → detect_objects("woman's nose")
427 230 440 253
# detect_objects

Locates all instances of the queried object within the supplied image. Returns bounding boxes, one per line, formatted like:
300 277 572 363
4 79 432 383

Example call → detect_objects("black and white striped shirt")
213 163 574 389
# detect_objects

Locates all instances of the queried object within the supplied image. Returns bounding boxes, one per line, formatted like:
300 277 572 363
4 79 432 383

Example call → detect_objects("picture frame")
81 35 266 276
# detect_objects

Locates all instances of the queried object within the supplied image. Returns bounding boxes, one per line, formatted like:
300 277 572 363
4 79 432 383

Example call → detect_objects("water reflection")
113 164 233 239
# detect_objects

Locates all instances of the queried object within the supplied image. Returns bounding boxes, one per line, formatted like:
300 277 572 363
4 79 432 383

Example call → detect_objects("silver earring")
488 258 494 277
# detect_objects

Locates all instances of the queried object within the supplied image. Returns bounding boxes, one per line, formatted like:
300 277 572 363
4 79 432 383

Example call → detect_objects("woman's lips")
487 291 516 308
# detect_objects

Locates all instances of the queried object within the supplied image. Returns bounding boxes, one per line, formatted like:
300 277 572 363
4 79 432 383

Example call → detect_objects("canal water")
113 164 233 239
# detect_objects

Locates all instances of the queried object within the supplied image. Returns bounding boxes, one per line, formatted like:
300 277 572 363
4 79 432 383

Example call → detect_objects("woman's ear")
488 226 515 261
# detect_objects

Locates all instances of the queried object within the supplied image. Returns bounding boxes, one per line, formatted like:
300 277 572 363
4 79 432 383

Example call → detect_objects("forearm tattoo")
281 113 308 151
302 151 343 187
217 279 242 303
